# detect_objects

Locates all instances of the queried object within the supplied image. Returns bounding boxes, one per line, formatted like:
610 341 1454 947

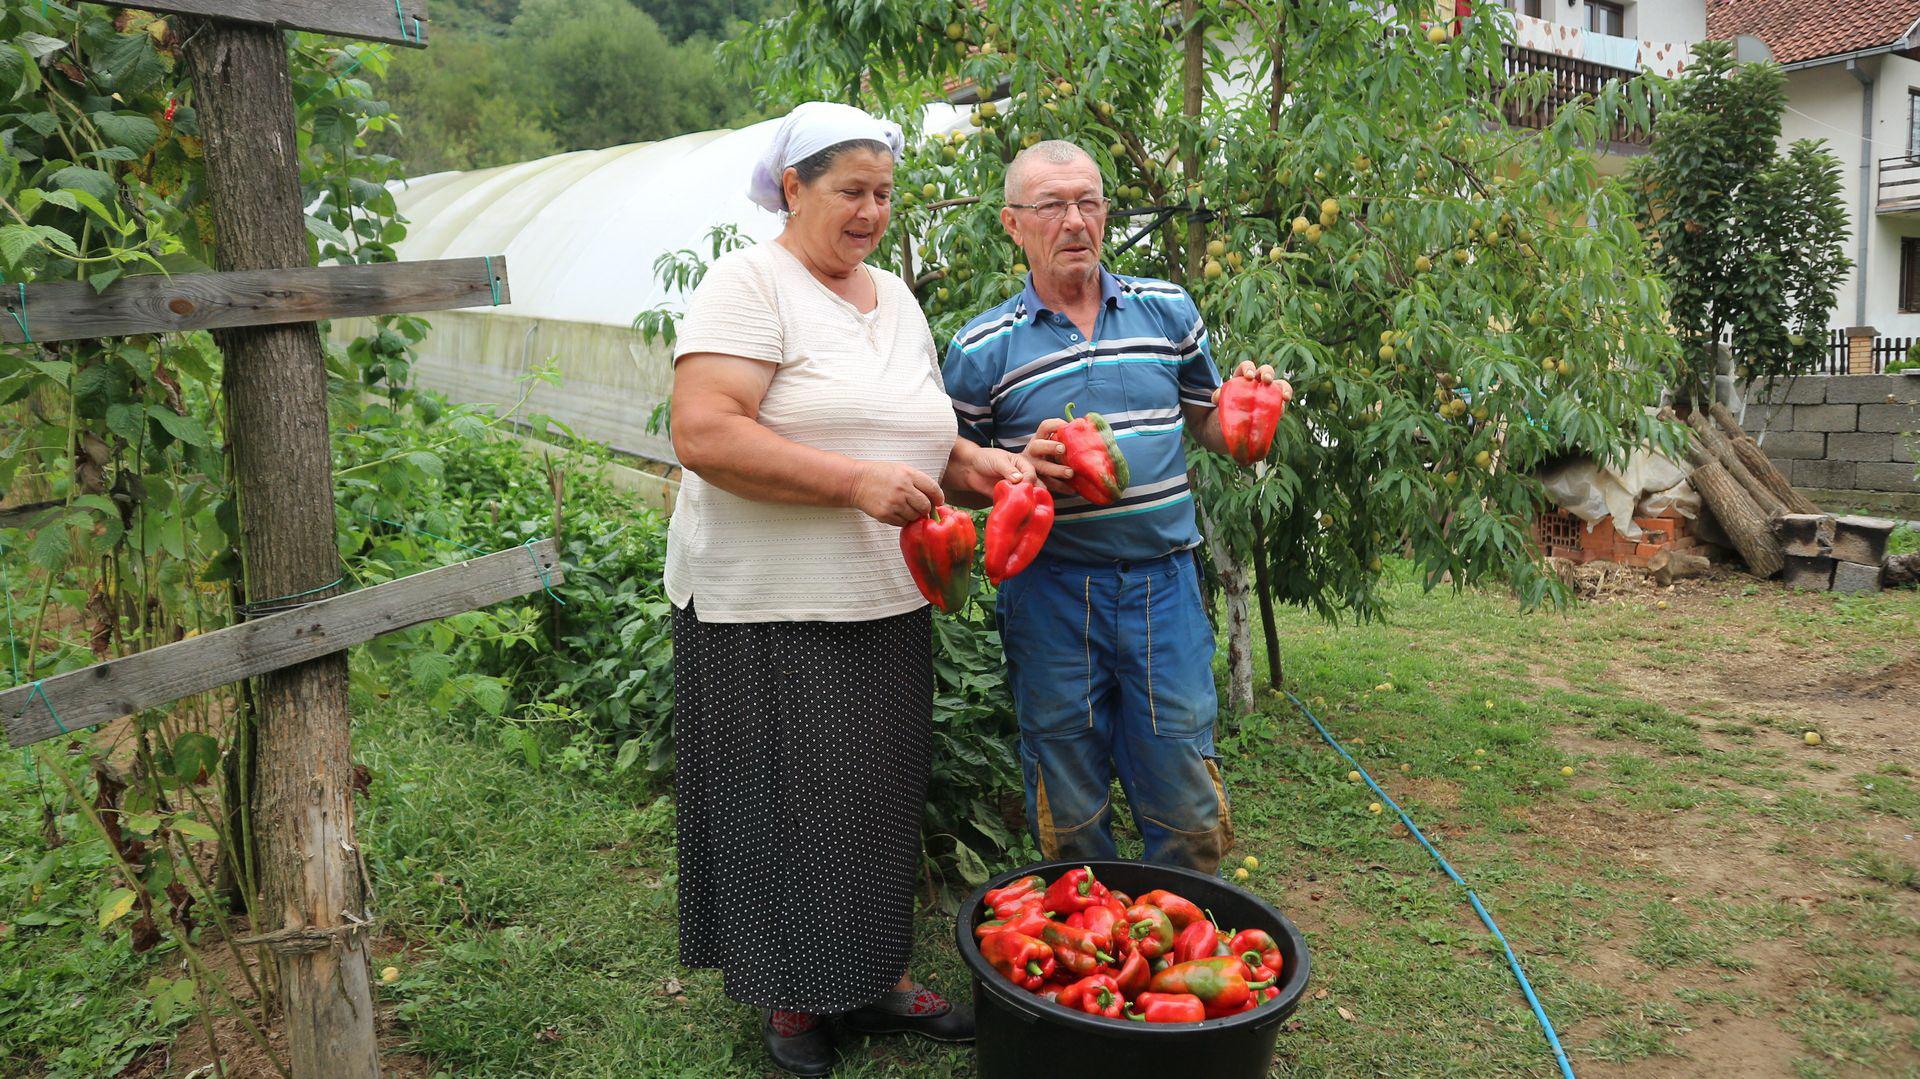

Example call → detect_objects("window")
1506 0 1542 17
1902 238 1920 313
1585 0 1625 36
1909 90 1920 157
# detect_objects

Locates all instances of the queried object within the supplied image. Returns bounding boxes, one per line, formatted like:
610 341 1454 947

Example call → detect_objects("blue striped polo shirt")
943 268 1220 564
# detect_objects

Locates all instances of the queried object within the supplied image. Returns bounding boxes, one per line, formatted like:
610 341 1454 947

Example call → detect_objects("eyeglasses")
1006 197 1110 221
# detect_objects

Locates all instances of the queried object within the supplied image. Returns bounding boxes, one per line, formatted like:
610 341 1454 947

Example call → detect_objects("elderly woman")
667 102 1030 1075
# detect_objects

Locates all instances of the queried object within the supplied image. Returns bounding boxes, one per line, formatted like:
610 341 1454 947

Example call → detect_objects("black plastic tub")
956 859 1311 1079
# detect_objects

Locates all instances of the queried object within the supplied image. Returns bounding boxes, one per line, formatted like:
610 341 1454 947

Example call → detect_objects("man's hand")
1210 361 1290 405
1023 417 1077 497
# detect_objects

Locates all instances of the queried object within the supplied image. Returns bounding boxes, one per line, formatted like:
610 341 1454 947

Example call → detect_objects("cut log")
1709 403 1820 515
1683 451 1786 578
1687 411 1786 518
1831 516 1896 567
1772 513 1834 558
1885 552 1920 588
1782 554 1834 591
1648 549 1710 586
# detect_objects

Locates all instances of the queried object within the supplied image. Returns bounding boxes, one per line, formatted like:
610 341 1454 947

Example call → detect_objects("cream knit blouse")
665 242 958 622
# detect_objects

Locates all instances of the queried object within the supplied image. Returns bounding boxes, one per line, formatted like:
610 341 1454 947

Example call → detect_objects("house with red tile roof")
1709 0 1920 338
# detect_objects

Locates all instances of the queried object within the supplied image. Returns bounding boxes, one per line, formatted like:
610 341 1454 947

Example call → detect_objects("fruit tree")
728 0 1683 702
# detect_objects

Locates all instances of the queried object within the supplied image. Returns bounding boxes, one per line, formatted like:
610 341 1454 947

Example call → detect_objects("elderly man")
943 140 1284 873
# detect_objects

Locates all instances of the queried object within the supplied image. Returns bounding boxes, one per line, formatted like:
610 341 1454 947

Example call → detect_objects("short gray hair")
1004 140 1099 203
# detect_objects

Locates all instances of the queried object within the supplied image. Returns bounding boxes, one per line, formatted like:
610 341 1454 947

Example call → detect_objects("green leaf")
950 839 989 885
614 737 643 773
47 165 115 205
98 888 138 929
305 214 350 251
93 111 161 154
174 817 219 843
17 32 66 60
0 223 73 265
96 31 165 94
27 514 71 569
170 731 220 783
147 406 210 447
408 650 452 694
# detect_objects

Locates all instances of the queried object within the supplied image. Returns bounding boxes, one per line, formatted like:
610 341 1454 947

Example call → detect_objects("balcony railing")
1879 157 1920 214
1499 43 1650 146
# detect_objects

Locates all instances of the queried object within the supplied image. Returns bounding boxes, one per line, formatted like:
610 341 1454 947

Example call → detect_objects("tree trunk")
184 21 380 1079
1683 447 1785 578
1707 402 1819 515
1198 501 1254 714
1250 526 1282 690
1180 0 1205 284
1686 411 1785 518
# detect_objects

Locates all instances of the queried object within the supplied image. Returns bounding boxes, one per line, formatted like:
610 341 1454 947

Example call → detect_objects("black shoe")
839 986 976 1043
762 1010 837 1077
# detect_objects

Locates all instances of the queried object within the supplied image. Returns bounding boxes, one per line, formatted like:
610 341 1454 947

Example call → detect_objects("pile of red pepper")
976 867 1286 1023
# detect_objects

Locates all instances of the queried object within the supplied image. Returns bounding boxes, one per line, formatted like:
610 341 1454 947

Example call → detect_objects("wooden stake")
182 19 379 1077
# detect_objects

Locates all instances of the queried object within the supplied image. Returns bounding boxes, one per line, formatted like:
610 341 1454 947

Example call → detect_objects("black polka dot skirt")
672 601 933 1014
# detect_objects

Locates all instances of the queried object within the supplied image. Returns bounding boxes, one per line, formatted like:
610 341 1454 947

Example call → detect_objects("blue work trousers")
995 550 1233 873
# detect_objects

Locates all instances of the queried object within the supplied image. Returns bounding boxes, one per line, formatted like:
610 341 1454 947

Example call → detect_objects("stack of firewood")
1659 404 1911 591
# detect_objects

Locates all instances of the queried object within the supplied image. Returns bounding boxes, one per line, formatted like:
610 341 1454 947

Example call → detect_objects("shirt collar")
1019 267 1127 319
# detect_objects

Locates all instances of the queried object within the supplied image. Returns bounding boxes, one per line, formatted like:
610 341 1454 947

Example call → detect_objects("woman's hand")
942 441 1038 507
847 460 946 526
1022 419 1077 497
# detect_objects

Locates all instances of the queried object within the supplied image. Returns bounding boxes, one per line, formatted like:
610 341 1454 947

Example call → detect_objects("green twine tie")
25 681 68 735
523 538 564 605
483 256 501 306
394 0 423 43
7 283 27 343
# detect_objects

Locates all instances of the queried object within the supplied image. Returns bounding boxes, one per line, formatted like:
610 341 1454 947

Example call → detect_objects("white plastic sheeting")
1537 450 1693 541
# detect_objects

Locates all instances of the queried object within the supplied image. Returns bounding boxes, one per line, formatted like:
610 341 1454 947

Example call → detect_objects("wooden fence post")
182 19 380 1077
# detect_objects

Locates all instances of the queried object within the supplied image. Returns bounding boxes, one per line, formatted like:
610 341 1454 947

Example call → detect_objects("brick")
1753 430 1825 460
1795 403 1859 432
1860 402 1920 433
1742 378 1826 406
1633 517 1673 537
1793 459 1857 488
1827 432 1896 462
1830 560 1883 594
1828 374 1919 404
1855 461 1920 493
1634 542 1664 556
1783 554 1834 591
1581 518 1617 545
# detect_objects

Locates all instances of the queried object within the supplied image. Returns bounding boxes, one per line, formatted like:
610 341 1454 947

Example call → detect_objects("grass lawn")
3 565 1916 1077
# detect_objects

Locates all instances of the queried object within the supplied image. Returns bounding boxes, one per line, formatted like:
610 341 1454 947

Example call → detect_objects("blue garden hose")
1283 690 1576 1079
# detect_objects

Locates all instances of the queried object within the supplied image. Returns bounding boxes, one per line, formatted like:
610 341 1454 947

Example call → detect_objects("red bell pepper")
1174 919 1224 964
1108 890 1133 908
1125 992 1208 1023
1135 889 1206 929
1216 370 1292 465
899 505 977 613
1057 404 1130 505
1056 974 1125 1018
1125 903 1177 960
981 931 1055 991
1040 920 1115 978
984 478 1053 583
1148 957 1274 1018
975 908 1052 941
1080 904 1123 954
983 876 1047 919
1113 949 1151 997
1043 866 1109 916
1230 927 1284 982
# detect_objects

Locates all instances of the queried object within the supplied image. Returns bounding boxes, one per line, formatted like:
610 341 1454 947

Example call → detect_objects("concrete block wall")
1740 375 1920 495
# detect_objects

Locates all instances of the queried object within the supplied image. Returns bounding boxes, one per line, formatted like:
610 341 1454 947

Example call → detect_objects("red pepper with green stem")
1056 974 1125 1019
1125 902 1176 960
898 505 976 613
983 478 1053 583
981 932 1056 991
1229 927 1284 982
1113 950 1151 997
1057 404 1130 505
1124 992 1208 1023
1149 957 1275 1018
1043 866 1109 916
1173 918 1225 964
1135 889 1206 929
975 908 1052 941
1040 920 1115 978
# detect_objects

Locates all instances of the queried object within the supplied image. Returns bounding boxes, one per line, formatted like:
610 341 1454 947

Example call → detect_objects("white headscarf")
747 101 905 214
